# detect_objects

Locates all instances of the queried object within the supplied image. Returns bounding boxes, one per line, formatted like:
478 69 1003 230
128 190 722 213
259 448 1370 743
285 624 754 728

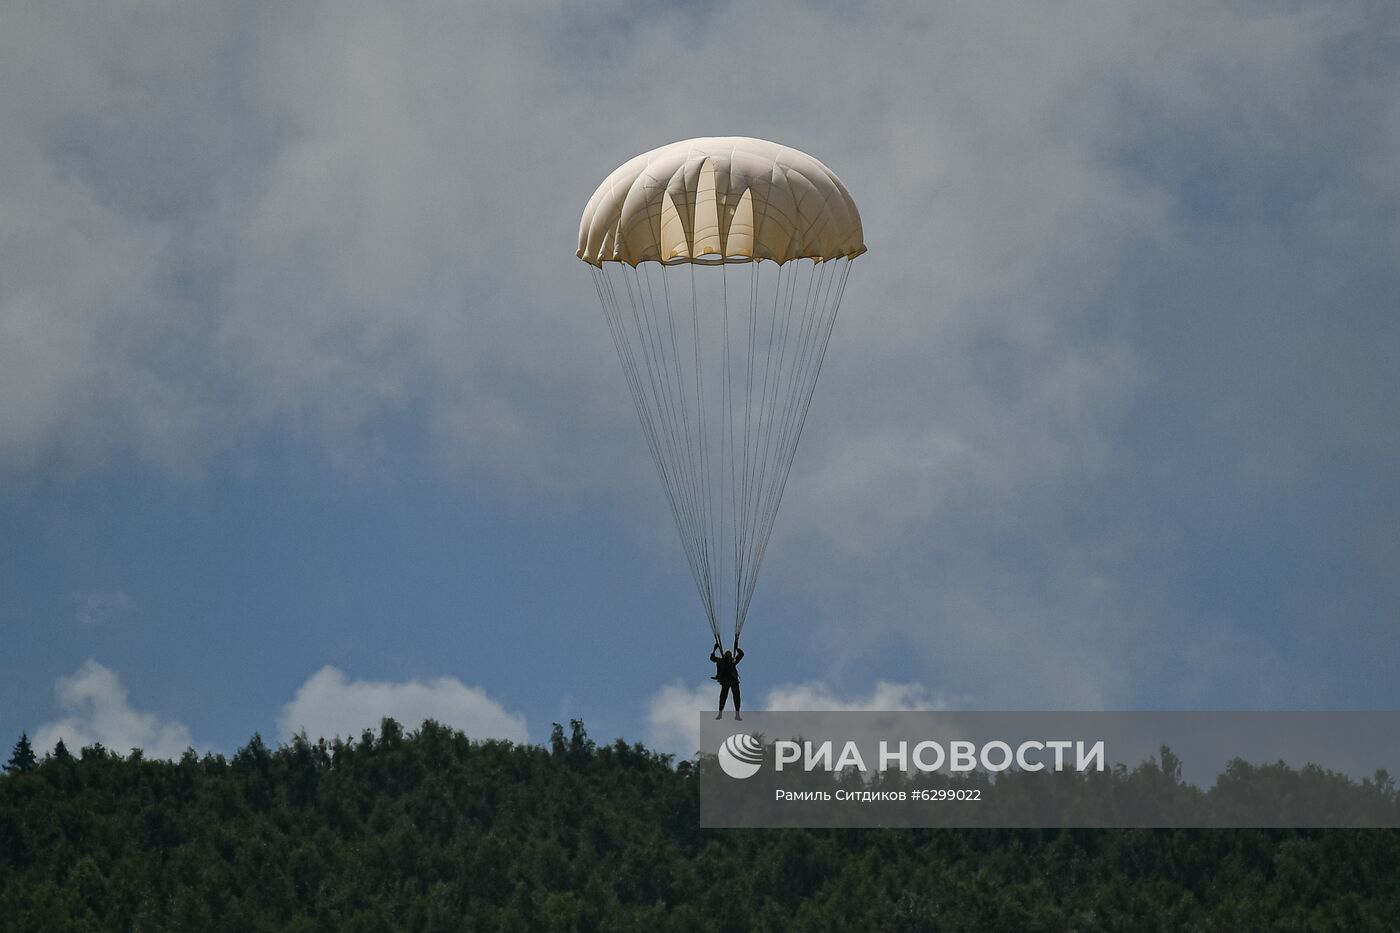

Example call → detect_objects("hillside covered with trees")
3 720 1399 931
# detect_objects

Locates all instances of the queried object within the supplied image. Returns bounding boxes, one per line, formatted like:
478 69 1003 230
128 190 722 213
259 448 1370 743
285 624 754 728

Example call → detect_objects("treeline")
3 721 1400 931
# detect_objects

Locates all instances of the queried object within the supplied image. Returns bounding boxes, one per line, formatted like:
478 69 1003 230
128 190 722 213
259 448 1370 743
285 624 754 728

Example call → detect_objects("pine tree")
5 732 37 773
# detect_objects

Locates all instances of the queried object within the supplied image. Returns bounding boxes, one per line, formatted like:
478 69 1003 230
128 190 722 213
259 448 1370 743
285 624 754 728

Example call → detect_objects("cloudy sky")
3 1 1396 760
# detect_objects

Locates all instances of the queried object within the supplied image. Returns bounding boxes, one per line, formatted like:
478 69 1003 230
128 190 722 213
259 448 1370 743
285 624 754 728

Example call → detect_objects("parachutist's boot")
734 713 742 721
715 711 723 719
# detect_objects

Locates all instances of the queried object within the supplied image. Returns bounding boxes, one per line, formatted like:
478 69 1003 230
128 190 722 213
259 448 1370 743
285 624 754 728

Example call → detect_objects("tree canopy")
2 720 1398 931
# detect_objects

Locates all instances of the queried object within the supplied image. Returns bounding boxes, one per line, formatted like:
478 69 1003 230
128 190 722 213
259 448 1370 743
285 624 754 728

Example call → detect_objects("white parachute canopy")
579 137 866 646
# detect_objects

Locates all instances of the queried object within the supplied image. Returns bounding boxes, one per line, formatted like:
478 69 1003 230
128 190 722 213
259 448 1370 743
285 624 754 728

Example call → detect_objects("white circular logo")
717 733 764 779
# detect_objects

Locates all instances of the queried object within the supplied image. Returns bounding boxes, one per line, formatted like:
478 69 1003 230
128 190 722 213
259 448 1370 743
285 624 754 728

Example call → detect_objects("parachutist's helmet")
723 651 733 661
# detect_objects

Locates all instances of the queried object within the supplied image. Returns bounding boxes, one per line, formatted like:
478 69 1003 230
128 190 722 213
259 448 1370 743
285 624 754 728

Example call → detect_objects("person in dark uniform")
710 640 745 720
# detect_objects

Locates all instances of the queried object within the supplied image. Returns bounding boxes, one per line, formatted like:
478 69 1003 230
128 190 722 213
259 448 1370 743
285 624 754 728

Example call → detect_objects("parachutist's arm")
710 647 722 662
734 647 745 663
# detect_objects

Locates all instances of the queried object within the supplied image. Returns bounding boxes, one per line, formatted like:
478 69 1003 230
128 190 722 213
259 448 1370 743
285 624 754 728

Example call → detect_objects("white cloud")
33 660 194 759
646 682 714 757
647 679 954 758
73 590 134 626
277 666 528 743
764 681 955 713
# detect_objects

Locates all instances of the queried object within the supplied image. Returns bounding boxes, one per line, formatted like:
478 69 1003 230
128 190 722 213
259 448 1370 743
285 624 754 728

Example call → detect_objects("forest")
4 720 1400 932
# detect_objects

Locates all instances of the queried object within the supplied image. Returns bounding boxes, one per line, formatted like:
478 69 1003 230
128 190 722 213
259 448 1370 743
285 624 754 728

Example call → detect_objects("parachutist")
710 643 745 720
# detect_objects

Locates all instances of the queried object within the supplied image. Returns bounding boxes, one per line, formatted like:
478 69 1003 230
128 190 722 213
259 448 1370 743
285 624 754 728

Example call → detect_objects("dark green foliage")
2 721 1398 931
5 732 36 774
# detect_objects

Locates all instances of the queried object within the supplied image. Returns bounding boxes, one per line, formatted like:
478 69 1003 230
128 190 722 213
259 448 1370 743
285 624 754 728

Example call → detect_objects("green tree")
4 733 36 774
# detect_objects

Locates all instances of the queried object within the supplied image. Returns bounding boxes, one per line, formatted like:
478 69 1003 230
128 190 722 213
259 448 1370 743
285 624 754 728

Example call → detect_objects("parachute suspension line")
606 265 708 630
735 257 803 635
594 264 720 643
742 259 784 582
734 257 784 631
649 262 716 629
720 261 734 646
738 259 851 630
590 255 853 648
688 260 718 641
653 261 722 642
756 259 825 566
628 265 696 606
736 259 847 635
728 257 739 644
733 183 779 641
737 258 760 634
741 258 828 628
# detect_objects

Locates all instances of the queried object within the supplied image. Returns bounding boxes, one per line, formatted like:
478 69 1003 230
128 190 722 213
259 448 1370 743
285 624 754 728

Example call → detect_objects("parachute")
579 137 865 647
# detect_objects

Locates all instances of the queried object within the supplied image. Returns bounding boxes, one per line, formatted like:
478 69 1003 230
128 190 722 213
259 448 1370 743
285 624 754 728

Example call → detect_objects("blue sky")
2 1 1397 759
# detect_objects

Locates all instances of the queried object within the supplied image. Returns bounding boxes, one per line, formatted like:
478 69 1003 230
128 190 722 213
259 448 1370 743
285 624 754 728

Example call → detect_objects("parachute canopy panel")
578 137 866 267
